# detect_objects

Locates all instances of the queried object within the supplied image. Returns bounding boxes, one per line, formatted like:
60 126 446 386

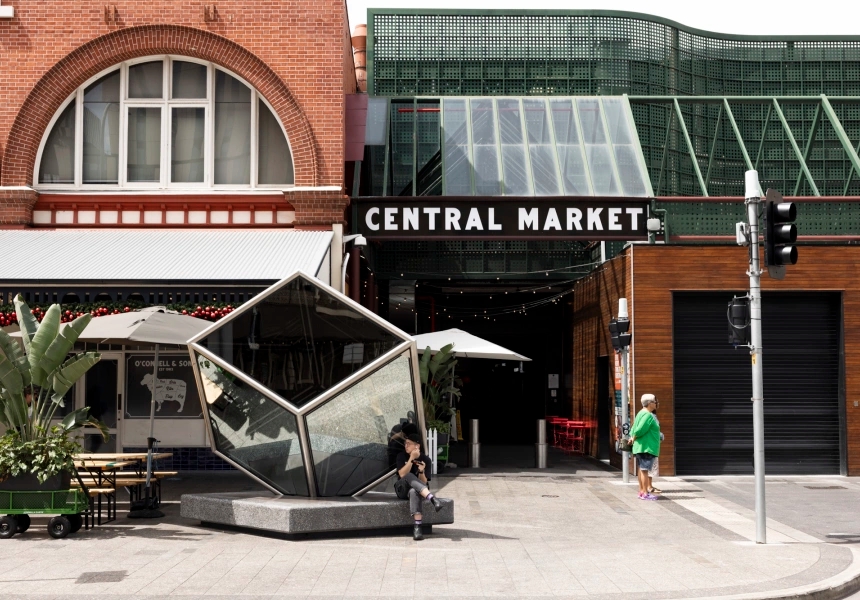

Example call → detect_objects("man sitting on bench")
394 434 442 541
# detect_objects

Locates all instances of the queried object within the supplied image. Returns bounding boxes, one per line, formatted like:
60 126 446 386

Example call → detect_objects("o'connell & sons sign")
356 198 651 241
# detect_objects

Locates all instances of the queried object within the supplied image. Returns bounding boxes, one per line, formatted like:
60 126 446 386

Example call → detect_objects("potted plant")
0 295 108 491
419 344 461 460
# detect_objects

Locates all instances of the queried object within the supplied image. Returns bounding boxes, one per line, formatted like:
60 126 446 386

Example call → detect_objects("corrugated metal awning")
0 229 333 281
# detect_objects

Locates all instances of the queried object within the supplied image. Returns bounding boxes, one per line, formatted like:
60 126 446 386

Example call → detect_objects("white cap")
619 298 628 319
745 170 760 199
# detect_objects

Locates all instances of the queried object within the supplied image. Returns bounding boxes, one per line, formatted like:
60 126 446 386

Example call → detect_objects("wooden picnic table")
75 452 173 461
73 460 136 470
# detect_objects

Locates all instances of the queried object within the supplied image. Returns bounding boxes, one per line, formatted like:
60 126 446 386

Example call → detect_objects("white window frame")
34 55 294 191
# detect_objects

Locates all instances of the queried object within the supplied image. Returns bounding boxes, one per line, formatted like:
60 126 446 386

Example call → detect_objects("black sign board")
125 354 202 419
355 197 650 241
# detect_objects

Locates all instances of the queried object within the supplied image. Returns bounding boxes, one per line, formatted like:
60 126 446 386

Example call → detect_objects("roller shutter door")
673 292 841 475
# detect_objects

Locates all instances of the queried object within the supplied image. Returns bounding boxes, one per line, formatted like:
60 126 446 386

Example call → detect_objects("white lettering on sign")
587 207 603 230
608 207 622 231
403 207 419 230
519 207 539 230
445 207 461 230
424 207 440 230
488 208 502 230
384 207 398 230
365 207 380 231
626 207 644 229
567 208 583 231
465 208 483 230
543 208 562 231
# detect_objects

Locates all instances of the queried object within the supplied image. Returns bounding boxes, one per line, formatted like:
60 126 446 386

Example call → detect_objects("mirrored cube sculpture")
188 272 423 497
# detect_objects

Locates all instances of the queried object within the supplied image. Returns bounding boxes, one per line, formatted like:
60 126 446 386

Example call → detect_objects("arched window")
36 56 294 189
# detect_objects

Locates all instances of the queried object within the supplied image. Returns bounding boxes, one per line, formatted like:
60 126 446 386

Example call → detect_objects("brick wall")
0 188 39 226
0 1 351 220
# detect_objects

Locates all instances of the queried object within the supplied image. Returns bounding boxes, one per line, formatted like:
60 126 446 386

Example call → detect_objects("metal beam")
673 98 708 196
656 106 674 196
704 104 723 188
628 95 860 104
772 98 819 197
843 136 860 196
754 104 772 171
722 100 754 171
793 104 821 196
820 95 860 197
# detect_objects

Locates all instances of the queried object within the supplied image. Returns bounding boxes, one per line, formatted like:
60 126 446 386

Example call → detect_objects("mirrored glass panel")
524 99 560 196
497 99 532 196
306 354 416 496
171 107 205 183
557 145 591 195
128 61 163 99
576 99 607 144
258 100 294 185
199 274 406 408
83 71 120 184
442 99 471 195
39 103 76 184
550 99 579 145
196 352 308 495
172 61 207 99
586 145 620 196
214 71 251 184
470 99 500 196
127 107 161 182
601 98 633 145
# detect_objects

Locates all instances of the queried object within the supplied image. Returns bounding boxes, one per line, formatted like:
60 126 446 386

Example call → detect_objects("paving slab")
0 452 858 600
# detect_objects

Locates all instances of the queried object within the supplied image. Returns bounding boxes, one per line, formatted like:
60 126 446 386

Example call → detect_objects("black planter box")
0 471 72 491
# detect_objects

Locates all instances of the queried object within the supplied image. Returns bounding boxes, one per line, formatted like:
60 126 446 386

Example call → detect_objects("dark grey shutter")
673 292 841 475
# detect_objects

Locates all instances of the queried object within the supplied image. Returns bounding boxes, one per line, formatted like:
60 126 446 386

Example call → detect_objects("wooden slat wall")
628 244 859 476
572 252 630 466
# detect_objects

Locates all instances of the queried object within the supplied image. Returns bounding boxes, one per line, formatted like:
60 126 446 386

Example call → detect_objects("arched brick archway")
2 25 320 187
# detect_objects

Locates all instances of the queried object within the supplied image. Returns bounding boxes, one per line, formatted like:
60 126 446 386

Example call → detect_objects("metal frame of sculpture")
187 271 425 497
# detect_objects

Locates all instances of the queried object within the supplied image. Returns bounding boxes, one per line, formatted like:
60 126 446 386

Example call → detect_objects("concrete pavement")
0 450 859 600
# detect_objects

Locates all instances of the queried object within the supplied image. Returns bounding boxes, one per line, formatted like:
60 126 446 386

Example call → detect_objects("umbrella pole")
129 343 164 518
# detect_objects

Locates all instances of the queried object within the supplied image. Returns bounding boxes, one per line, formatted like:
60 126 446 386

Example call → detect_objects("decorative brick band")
0 188 38 226
2 25 320 188
287 190 350 227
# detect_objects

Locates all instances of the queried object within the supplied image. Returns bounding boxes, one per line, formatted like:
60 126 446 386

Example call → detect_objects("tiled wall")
123 447 235 471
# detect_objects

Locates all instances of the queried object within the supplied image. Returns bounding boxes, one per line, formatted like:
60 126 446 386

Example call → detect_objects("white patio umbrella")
38 307 211 517
413 328 532 361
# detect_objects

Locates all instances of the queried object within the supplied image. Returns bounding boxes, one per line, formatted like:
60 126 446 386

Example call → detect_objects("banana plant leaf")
14 294 39 356
0 353 24 396
27 304 61 387
1 391 27 429
0 328 31 387
419 346 432 384
62 407 110 441
39 314 92 381
51 352 101 403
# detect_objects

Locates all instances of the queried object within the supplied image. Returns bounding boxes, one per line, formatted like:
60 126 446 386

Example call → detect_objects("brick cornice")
1 25 320 188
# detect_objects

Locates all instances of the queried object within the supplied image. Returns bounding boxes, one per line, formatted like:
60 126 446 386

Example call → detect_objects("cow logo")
141 373 187 413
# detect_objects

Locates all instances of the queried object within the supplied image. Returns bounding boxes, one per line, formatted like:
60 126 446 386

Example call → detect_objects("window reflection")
305 354 416 496
83 72 120 184
39 103 76 184
200 274 403 408
196 353 308 495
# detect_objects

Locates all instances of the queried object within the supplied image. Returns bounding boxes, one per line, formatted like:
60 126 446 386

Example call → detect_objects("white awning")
0 229 333 281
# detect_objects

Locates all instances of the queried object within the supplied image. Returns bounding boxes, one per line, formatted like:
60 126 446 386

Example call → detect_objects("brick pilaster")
0 188 38 226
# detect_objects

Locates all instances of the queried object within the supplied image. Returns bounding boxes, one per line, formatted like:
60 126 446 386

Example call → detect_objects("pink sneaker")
640 493 658 501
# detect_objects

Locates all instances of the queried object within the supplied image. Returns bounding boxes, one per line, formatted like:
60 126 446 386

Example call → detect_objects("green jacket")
630 409 660 456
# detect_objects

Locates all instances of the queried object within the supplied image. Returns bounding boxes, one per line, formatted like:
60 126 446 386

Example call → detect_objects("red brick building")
0 0 363 462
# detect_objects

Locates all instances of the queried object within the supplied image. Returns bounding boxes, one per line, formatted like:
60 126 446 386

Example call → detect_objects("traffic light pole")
745 170 767 544
621 344 630 484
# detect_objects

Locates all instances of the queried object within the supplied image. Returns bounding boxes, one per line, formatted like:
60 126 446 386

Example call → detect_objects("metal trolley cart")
0 489 90 539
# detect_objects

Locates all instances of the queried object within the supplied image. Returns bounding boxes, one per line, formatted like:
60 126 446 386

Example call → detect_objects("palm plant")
0 294 107 442
418 343 461 433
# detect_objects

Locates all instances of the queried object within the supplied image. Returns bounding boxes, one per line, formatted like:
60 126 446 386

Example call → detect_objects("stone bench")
180 491 454 536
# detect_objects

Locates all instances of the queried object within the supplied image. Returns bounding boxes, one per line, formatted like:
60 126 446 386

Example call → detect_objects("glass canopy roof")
363 96 652 198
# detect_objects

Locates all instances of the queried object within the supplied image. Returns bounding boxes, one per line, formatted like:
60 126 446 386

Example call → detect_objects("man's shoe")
413 524 424 541
430 496 443 512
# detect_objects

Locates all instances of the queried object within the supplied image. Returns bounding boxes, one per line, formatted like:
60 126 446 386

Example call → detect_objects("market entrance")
409 281 573 464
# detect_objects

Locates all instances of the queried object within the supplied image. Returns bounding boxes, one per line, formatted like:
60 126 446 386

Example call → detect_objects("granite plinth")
180 491 454 535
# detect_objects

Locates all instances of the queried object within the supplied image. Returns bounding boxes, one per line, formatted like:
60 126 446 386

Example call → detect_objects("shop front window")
37 56 294 189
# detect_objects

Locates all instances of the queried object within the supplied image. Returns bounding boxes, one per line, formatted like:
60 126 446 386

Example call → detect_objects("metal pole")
746 170 767 544
469 419 480 468
619 299 630 484
536 419 548 468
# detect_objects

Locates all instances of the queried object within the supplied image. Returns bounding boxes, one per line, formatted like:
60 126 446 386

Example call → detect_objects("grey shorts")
636 453 656 472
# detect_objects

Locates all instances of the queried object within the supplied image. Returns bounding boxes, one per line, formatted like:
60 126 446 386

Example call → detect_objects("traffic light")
728 296 750 348
763 189 797 278
609 317 631 351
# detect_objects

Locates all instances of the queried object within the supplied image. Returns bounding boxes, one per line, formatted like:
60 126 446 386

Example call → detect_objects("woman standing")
629 393 661 501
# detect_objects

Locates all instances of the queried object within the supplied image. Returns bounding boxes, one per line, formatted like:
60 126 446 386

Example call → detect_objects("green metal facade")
368 10 860 199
